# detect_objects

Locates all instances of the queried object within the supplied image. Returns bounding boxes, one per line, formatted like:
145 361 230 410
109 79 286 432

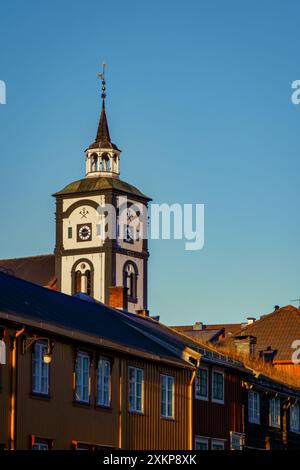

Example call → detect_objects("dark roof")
228 305 300 361
0 272 197 368
0 254 55 287
53 176 151 200
172 323 241 342
88 100 120 151
177 328 225 344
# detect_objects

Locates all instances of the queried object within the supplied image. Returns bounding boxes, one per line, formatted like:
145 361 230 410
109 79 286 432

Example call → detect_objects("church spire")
86 64 121 178
95 64 111 145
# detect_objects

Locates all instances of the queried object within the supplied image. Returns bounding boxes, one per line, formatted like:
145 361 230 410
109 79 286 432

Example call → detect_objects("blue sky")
1 0 300 325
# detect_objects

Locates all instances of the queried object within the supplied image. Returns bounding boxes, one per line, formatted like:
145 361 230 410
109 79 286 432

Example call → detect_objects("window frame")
211 439 226 450
96 357 111 408
75 351 90 404
128 366 144 414
161 374 174 419
211 369 225 404
269 397 281 429
32 341 50 396
290 402 300 434
194 436 209 450
248 390 260 425
31 436 52 450
195 366 209 401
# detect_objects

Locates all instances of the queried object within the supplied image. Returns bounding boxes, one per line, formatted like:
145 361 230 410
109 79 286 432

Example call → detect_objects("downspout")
187 368 197 451
10 328 24 450
118 358 123 449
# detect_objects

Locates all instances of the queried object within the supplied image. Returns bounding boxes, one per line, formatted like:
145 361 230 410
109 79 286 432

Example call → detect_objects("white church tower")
53 66 150 312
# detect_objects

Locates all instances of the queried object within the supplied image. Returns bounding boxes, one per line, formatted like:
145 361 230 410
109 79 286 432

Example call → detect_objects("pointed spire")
88 63 120 151
96 99 111 144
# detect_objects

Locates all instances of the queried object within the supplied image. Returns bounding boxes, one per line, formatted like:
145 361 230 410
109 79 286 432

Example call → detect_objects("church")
0 68 151 314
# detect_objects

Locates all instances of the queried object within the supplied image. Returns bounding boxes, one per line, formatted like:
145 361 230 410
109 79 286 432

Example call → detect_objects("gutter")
0 311 194 370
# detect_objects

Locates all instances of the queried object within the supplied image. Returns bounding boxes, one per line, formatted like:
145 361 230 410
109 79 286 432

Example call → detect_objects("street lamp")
22 336 53 364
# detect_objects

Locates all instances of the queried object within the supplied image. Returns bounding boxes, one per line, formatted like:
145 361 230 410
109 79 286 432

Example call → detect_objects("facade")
243 374 300 450
193 356 244 450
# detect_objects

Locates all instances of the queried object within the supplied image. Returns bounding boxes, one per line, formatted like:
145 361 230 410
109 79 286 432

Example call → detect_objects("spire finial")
98 63 107 103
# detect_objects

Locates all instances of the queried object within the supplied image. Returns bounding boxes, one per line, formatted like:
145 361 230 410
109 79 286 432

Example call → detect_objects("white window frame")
248 390 260 424
129 366 144 413
212 369 225 404
161 374 174 419
32 341 49 395
194 436 209 450
211 439 226 450
269 397 281 429
195 366 209 401
290 403 300 434
97 358 111 407
32 439 49 450
75 352 90 403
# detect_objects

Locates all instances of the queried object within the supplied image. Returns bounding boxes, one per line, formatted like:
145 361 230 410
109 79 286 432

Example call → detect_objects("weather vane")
98 63 106 100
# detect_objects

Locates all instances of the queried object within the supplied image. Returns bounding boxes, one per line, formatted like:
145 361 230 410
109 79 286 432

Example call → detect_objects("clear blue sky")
1 0 300 325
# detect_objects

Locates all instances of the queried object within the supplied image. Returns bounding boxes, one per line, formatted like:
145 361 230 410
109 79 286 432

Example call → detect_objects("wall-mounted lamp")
22 336 53 364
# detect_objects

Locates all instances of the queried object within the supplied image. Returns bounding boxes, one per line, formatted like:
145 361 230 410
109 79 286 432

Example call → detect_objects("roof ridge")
233 305 300 336
0 253 54 263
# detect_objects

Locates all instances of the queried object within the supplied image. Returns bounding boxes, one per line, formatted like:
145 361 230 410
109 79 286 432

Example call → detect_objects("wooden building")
0 271 200 450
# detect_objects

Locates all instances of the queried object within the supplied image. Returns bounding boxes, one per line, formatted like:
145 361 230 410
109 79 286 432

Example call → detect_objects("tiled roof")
0 254 55 287
0 272 198 369
229 305 300 361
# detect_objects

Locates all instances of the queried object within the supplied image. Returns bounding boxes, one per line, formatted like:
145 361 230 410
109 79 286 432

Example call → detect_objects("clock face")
77 223 92 242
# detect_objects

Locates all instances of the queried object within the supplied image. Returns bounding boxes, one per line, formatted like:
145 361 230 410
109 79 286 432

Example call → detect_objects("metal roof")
0 272 196 368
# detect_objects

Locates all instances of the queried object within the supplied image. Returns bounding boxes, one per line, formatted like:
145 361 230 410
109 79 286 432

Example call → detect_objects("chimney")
136 309 149 317
274 305 280 311
109 286 128 311
246 317 256 325
193 322 204 331
234 335 257 358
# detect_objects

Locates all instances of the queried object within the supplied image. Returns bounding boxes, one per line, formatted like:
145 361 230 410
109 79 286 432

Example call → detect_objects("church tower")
53 66 150 313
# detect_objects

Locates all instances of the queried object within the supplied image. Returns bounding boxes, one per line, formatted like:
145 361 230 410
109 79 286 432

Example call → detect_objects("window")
211 439 225 450
32 342 49 395
68 227 73 239
269 398 281 428
86 270 92 296
123 262 138 302
31 437 51 450
290 403 300 433
97 358 111 407
129 367 143 413
194 437 209 450
248 390 260 424
212 370 224 404
75 352 90 403
74 271 82 294
161 375 174 418
195 367 208 400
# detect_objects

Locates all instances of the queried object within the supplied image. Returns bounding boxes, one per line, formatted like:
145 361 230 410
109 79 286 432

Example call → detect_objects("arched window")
75 271 82 293
123 262 138 302
72 261 94 297
86 270 91 296
91 154 98 172
102 153 111 171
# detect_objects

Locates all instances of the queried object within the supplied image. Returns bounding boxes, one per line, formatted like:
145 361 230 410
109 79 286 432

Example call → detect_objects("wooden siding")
0 331 10 448
193 365 243 449
122 359 191 450
0 325 193 450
